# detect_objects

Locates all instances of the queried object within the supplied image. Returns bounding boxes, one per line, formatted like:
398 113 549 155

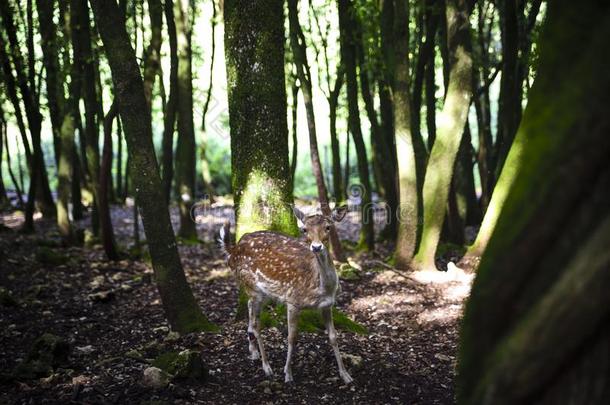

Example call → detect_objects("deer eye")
325 225 331 231
301 228 308 234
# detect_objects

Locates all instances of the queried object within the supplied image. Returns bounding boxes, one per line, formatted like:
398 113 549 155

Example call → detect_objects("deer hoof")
263 363 274 377
340 371 354 384
250 351 260 360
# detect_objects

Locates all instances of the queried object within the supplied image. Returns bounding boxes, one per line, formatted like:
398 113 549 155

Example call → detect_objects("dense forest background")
2 0 610 403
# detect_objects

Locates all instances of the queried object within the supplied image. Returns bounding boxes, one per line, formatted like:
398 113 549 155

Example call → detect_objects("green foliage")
261 303 368 335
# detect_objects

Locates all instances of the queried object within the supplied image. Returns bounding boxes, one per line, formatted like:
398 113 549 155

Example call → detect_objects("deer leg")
284 304 299 383
247 298 260 360
322 307 353 384
252 298 273 376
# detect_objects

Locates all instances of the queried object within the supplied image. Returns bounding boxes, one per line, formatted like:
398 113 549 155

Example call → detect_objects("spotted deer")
219 205 353 384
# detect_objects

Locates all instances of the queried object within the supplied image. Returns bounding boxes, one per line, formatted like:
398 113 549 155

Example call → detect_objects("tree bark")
161 0 178 204
173 0 198 240
224 0 297 239
72 0 102 236
290 79 298 189
392 0 419 269
412 0 473 271
328 69 344 202
338 0 374 251
89 0 215 334
142 0 162 111
494 0 521 178
287 0 345 262
99 101 120 260
458 3 610 402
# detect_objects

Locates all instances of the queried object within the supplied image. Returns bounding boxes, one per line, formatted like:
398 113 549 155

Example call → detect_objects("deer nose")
310 243 324 253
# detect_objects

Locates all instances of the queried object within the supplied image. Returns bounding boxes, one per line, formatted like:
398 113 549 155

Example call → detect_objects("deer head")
292 205 348 253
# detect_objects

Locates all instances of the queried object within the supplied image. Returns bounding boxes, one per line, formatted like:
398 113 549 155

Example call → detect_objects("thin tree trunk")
173 0 198 240
355 16 397 240
161 0 178 204
2 123 25 207
290 79 299 188
37 0 63 166
494 0 521 178
89 0 215 333
328 69 344 202
412 0 473 271
287 0 345 262
0 0 55 218
142 0 162 111
115 117 123 201
200 0 216 132
99 101 120 260
458 4 610 402
72 0 102 237
338 0 374 251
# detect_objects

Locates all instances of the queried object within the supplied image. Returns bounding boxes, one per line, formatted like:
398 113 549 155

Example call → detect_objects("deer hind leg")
283 304 299 383
322 307 353 384
247 298 260 360
251 297 273 376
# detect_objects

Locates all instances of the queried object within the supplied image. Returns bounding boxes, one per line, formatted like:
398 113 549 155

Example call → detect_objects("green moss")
35 247 69 266
259 304 367 335
152 350 207 381
12 334 70 379
0 287 18 307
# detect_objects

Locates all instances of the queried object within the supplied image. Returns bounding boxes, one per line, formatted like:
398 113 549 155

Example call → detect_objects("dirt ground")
0 204 472 404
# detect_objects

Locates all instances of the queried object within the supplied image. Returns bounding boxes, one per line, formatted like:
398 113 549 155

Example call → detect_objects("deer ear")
292 205 306 228
331 205 348 222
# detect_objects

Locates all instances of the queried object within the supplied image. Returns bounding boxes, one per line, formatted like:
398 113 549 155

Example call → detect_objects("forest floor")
0 203 472 404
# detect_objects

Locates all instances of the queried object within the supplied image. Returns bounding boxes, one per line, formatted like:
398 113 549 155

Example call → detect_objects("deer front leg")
284 304 299 383
322 307 353 384
251 298 273 376
247 299 260 360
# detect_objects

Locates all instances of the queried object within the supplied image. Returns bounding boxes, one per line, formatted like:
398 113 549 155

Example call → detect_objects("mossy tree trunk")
338 0 374 251
173 0 198 239
89 0 215 334
224 0 297 240
287 0 345 262
391 0 418 269
458 3 610 403
412 0 473 271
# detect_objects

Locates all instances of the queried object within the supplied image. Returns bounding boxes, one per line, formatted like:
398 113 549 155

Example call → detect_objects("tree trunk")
338 0 374 251
37 0 63 166
328 68 344 202
99 101 120 260
412 0 473 271
392 0 419 269
142 0 162 111
173 0 198 240
0 0 55 218
89 0 215 334
224 0 297 239
2 121 25 207
287 0 345 262
458 3 610 403
494 0 521 178
72 0 102 236
290 79 298 189
355 14 397 241
161 0 178 204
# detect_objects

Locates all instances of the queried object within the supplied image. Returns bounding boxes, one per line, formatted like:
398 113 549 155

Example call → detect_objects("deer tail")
218 220 233 259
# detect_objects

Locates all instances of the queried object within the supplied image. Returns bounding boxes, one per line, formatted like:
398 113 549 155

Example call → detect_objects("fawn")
219 205 353 384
